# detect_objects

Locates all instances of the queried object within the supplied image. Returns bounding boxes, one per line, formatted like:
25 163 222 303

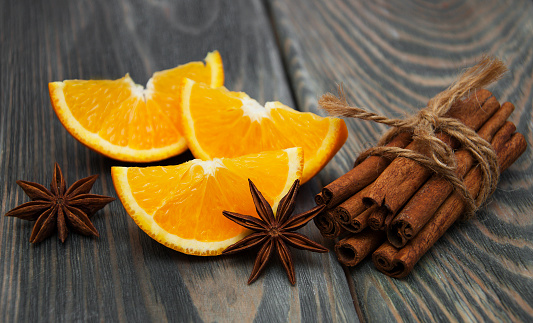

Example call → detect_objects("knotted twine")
319 57 507 218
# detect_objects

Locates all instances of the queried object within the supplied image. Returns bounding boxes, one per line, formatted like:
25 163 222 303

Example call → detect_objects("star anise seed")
4 163 115 243
222 179 327 285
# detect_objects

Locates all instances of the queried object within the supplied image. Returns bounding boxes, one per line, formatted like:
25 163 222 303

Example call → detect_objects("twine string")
319 57 507 217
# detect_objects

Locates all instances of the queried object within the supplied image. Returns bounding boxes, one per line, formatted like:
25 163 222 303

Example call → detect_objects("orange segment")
111 147 303 256
49 51 224 162
147 51 224 127
181 80 348 183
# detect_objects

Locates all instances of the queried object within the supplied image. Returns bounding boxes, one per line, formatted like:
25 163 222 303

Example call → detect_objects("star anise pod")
4 163 115 243
222 179 327 285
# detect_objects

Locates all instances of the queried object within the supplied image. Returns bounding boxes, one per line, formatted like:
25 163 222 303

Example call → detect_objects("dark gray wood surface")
0 0 356 322
268 0 533 322
2 0 532 322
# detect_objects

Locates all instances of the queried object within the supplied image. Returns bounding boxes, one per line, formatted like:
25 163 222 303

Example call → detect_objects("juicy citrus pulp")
111 147 303 256
180 79 348 183
49 51 224 162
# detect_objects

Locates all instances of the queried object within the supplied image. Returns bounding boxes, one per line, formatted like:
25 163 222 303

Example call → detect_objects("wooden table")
2 1 532 321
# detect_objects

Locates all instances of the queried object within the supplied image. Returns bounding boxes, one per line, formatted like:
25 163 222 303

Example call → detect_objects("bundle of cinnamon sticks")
314 89 527 278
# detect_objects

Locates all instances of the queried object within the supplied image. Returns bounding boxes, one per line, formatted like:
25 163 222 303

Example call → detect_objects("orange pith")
49 51 224 162
111 147 303 256
181 79 348 183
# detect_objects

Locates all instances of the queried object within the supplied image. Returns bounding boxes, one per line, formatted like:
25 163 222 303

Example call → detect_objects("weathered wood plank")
268 0 533 321
0 0 357 321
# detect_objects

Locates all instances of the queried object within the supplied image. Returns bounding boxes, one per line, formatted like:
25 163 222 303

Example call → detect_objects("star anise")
4 163 115 243
222 179 327 285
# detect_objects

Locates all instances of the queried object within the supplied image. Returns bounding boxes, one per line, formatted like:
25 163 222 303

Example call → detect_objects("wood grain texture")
0 0 357 322
268 0 533 321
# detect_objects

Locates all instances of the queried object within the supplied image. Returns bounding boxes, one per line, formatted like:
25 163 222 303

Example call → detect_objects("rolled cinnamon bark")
489 120 516 154
321 131 412 208
373 132 527 278
339 221 361 233
314 210 346 239
315 192 326 206
332 185 372 225
383 212 395 230
363 93 499 219
368 206 388 231
477 102 515 140
335 229 386 266
387 104 516 247
351 205 377 233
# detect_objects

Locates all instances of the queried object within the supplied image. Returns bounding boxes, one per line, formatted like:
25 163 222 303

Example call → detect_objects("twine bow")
320 57 507 218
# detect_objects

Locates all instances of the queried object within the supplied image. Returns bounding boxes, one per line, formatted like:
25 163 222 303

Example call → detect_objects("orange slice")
111 147 303 256
49 51 224 162
180 79 348 183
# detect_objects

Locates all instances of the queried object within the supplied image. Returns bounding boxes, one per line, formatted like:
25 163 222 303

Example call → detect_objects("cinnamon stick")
368 206 388 231
335 229 386 266
320 131 412 208
363 92 499 219
315 192 326 206
314 210 346 239
350 204 377 233
339 221 362 233
373 132 527 278
387 103 516 247
332 185 372 225
383 212 395 230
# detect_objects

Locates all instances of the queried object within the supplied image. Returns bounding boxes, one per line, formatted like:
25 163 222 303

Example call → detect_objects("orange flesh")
148 62 212 126
188 83 331 157
126 151 291 242
59 53 221 151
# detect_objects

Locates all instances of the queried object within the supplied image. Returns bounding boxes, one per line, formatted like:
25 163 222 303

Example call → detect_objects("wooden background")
1 0 532 322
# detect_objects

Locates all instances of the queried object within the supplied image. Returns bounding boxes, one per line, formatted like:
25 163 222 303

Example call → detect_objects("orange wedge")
180 79 348 183
49 51 224 162
111 147 303 256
